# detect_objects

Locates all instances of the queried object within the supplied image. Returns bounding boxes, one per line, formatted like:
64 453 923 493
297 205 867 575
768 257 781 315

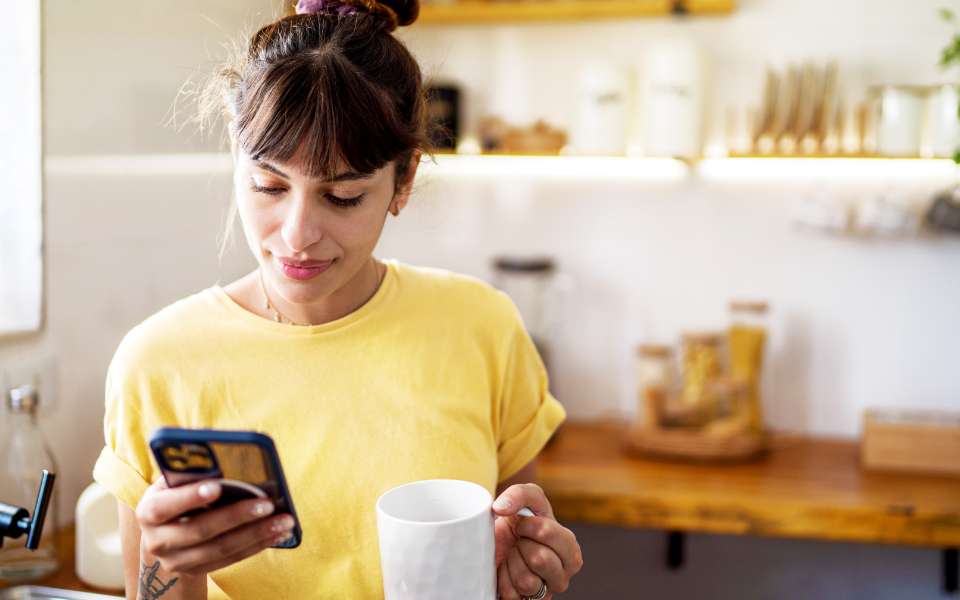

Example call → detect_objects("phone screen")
155 440 289 514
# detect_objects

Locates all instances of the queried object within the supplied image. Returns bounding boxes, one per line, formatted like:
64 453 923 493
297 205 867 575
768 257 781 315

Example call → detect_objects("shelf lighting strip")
420 154 690 181
697 157 959 181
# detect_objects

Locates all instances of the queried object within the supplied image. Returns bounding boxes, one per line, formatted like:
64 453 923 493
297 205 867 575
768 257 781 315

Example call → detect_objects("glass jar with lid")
728 301 769 432
491 256 566 396
680 332 726 420
635 345 676 430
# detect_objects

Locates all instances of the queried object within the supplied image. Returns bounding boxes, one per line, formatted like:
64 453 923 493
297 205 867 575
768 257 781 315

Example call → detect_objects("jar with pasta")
679 332 726 422
728 301 769 432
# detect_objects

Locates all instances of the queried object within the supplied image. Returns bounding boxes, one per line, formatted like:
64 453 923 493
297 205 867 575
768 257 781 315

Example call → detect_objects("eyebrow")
253 160 373 183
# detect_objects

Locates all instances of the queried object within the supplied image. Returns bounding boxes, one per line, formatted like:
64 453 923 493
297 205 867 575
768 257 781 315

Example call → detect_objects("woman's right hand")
136 477 295 576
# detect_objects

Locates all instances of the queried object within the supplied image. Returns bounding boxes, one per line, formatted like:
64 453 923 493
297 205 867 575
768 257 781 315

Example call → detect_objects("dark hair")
201 0 427 256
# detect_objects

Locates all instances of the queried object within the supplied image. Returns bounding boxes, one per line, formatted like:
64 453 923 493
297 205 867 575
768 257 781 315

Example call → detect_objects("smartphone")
148 427 302 549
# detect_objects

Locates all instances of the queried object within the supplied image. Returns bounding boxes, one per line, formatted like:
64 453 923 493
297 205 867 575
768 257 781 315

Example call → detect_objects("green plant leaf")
941 35 960 66
942 7 956 21
953 148 960 165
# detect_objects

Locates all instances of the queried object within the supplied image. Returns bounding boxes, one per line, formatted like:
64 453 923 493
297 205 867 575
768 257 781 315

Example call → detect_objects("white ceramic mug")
376 479 496 600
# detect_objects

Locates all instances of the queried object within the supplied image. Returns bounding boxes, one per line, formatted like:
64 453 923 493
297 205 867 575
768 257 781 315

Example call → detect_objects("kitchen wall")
0 1 957 597
395 0 960 432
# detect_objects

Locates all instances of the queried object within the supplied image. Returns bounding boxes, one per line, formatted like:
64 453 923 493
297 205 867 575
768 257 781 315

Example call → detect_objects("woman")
92 1 582 598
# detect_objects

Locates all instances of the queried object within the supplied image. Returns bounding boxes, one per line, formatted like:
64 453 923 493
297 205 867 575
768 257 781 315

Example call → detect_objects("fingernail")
492 497 511 510
272 516 295 532
198 482 219 499
252 501 274 517
517 507 535 518
273 534 290 545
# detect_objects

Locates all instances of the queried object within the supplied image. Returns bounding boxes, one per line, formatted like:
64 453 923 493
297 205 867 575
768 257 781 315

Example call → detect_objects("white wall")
0 1 955 597
394 0 960 430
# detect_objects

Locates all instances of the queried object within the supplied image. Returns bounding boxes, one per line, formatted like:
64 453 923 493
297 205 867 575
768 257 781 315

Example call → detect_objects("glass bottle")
0 383 60 581
728 301 769 433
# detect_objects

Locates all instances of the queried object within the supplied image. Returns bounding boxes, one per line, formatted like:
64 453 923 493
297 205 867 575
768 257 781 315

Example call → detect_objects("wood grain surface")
538 422 960 548
418 0 734 25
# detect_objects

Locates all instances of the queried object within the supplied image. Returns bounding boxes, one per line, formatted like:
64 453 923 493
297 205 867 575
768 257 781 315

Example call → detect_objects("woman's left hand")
492 483 584 599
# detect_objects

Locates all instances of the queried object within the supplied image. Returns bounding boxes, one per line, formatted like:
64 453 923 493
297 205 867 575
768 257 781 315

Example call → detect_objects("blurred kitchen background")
2 0 960 598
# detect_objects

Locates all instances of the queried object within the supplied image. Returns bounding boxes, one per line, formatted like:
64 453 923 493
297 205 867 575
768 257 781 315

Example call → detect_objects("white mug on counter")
376 479 497 600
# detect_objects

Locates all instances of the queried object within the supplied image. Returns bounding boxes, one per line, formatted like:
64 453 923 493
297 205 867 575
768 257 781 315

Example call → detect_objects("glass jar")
0 384 60 582
680 332 726 419
635 345 675 430
491 256 564 395
728 301 769 432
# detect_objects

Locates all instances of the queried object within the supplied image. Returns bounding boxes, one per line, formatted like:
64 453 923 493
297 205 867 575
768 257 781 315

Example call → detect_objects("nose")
280 193 323 253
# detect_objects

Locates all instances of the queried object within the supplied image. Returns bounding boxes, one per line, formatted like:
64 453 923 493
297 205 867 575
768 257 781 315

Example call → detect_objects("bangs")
235 51 415 180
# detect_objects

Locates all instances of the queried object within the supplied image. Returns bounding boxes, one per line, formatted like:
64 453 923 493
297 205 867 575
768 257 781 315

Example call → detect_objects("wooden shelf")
418 0 734 25
538 421 960 548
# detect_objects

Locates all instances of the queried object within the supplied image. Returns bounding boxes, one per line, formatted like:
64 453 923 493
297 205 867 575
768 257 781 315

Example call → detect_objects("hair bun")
377 0 419 27
296 0 419 31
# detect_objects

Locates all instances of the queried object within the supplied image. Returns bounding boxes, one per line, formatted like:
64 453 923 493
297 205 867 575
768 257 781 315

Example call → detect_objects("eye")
249 180 286 196
326 193 365 208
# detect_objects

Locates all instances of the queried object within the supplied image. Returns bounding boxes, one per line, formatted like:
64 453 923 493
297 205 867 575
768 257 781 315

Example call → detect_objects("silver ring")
522 580 548 600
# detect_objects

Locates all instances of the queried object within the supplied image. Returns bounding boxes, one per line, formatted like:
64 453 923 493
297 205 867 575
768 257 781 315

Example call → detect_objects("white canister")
635 38 704 158
871 85 926 157
75 481 125 590
923 84 960 158
572 62 631 155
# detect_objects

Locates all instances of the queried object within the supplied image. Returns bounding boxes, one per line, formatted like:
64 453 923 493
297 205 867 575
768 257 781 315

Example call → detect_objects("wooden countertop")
538 422 960 548
0 526 124 595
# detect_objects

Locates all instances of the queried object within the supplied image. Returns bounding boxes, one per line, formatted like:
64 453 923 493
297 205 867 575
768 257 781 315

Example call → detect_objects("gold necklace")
259 261 384 326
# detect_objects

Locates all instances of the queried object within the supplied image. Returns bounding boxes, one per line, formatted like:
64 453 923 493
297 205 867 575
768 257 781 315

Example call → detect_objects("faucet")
0 469 55 549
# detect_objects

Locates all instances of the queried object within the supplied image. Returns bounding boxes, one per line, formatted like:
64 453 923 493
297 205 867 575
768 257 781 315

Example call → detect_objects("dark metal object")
0 470 55 550
946 548 959 595
666 530 685 570
492 256 555 274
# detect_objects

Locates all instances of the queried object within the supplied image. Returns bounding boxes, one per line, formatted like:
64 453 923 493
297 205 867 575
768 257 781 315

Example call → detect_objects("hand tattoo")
138 560 179 599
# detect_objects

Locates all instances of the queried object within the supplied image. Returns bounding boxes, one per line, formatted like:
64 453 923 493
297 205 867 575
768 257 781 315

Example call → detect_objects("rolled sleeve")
92 445 152 511
497 392 565 482
495 296 567 483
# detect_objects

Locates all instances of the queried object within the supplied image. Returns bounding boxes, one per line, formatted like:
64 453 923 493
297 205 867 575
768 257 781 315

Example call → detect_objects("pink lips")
277 258 334 281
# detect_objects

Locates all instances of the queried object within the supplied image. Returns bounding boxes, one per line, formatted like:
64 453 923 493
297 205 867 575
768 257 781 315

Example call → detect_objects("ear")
389 151 422 217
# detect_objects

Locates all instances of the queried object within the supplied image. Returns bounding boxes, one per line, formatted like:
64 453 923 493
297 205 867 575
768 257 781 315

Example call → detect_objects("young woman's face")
233 150 407 305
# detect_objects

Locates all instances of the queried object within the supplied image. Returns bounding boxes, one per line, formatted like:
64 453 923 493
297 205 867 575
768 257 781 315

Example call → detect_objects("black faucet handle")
25 469 56 550
0 469 57 550
0 505 29 549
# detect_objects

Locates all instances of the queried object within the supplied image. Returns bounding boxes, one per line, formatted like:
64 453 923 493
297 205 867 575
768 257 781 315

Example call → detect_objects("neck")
263 258 383 326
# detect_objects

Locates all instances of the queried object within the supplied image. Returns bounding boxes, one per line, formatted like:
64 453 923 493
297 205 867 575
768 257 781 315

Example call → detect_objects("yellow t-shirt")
92 259 565 599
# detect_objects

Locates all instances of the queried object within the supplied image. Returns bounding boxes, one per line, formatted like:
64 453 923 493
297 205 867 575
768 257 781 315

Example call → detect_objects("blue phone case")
149 427 302 549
